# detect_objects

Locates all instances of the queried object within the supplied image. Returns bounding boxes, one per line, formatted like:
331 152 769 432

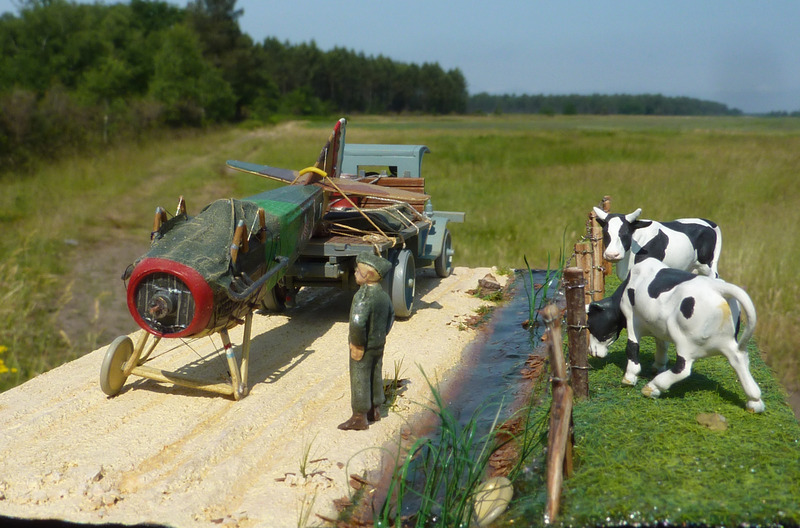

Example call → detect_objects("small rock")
473 476 513 527
697 412 728 431
477 274 502 296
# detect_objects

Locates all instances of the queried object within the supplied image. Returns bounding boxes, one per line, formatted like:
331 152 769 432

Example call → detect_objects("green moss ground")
561 342 800 527
505 281 800 527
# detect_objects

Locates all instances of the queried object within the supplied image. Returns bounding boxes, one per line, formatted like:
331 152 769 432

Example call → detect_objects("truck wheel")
434 229 453 278
391 249 416 318
261 281 287 312
100 335 133 396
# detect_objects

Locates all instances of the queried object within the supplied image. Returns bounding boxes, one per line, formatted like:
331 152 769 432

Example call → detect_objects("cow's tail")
711 225 723 278
716 282 757 352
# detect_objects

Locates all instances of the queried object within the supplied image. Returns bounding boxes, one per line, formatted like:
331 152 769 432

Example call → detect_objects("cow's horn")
592 206 608 220
625 208 642 222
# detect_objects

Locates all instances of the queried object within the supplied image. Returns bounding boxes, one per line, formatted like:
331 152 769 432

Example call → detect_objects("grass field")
1 115 799 401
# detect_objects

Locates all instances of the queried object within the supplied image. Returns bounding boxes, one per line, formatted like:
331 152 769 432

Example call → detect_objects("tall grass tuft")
378 370 505 527
0 242 75 392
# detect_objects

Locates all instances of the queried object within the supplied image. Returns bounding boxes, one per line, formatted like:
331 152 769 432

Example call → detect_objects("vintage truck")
266 142 465 317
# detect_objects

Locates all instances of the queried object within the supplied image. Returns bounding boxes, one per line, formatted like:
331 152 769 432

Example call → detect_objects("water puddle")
439 269 553 427
381 269 558 524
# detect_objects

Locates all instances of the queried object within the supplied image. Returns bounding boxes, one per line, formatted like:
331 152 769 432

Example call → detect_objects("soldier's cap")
356 251 392 279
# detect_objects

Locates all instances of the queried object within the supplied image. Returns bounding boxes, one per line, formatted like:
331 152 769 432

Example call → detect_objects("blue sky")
2 0 799 113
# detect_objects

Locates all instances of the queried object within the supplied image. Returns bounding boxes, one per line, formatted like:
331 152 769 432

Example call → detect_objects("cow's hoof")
746 400 765 413
621 375 637 386
642 384 660 399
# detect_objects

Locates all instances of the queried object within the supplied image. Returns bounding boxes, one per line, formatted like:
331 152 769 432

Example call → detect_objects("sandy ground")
0 266 506 527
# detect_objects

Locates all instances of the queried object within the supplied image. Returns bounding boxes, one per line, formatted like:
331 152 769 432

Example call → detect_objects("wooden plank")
373 177 426 192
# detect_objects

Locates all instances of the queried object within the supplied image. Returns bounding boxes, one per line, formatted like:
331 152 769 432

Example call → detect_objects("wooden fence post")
587 210 605 301
574 242 593 306
541 304 574 525
601 195 613 277
564 268 589 400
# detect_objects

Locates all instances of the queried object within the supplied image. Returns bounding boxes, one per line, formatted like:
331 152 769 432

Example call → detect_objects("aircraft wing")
227 159 430 204
322 178 430 204
227 160 300 184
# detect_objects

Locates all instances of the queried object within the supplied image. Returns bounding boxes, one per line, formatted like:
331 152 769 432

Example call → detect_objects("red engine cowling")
127 258 215 338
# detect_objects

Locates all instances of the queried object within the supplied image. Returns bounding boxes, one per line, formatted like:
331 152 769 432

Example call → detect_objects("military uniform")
339 252 394 430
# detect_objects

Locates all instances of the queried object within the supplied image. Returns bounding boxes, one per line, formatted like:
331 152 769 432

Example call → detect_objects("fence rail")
542 196 610 523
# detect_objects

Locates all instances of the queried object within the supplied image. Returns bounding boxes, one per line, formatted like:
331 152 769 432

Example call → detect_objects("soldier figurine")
338 252 395 431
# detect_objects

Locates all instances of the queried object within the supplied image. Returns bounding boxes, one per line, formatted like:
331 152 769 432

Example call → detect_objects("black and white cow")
587 258 763 413
593 207 722 280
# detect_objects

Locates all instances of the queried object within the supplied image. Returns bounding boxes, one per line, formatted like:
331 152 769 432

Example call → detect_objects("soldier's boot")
338 413 369 431
367 405 381 422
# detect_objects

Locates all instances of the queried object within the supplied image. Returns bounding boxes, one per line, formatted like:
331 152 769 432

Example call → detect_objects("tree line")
468 92 742 116
1 0 751 174
0 0 467 172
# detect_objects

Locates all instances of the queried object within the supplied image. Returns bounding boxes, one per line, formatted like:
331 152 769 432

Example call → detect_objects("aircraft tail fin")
226 118 347 186
314 118 346 178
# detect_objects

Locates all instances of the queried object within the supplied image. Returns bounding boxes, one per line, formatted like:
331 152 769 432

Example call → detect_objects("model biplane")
100 118 463 400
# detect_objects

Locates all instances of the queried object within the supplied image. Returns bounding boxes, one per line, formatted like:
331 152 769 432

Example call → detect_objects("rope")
381 205 429 238
326 199 431 250
321 173 390 241
326 222 398 247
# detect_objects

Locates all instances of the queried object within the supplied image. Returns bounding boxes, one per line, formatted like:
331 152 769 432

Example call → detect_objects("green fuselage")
128 184 324 337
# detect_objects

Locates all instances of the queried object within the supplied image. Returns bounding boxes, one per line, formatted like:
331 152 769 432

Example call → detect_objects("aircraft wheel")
100 335 133 396
434 229 453 278
391 249 416 318
261 281 287 312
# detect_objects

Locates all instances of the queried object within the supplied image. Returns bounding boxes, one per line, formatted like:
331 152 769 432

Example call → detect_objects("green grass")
505 338 800 527
502 273 800 527
564 346 799 527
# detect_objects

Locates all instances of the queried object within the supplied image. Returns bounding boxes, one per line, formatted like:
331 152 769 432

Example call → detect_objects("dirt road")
0 267 505 527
